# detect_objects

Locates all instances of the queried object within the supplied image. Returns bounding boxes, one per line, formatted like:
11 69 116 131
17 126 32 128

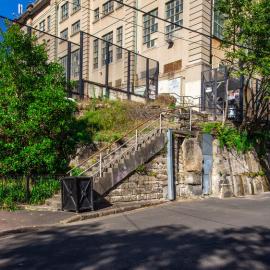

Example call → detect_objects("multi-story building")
17 0 224 103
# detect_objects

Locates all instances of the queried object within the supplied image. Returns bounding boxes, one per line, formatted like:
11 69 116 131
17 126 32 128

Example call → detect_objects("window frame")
143 9 158 48
93 39 99 69
61 2 69 21
102 31 113 65
165 0 183 36
102 1 114 16
116 26 123 60
39 20 46 32
71 20 80 35
60 28 68 41
94 8 100 21
72 0 81 13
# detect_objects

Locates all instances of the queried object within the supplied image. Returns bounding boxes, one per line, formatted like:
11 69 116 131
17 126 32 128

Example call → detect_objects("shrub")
0 178 60 210
201 122 252 153
30 179 60 205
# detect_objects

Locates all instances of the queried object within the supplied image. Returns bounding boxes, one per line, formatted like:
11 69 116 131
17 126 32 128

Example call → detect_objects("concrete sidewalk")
0 210 74 235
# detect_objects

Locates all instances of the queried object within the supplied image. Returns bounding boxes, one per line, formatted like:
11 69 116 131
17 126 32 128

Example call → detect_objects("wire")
112 0 270 55
63 0 229 57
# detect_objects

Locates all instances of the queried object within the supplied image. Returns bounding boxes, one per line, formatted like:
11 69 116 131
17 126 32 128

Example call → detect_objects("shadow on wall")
1 223 270 269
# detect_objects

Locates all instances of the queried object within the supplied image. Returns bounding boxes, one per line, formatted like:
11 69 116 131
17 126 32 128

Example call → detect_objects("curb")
0 224 56 238
61 200 166 224
0 201 167 236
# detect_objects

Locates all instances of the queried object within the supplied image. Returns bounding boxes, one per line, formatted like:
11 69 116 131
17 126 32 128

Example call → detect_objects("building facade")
18 0 224 102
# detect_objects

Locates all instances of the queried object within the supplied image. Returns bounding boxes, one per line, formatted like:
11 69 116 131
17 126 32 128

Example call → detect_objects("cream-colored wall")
20 0 223 100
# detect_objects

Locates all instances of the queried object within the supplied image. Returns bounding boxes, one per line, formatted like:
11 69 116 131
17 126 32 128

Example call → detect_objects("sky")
0 0 31 19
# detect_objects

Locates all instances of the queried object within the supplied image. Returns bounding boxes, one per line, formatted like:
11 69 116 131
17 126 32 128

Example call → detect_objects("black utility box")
61 177 94 213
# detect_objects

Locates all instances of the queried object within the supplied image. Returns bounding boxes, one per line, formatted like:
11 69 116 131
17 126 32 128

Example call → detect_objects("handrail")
80 117 162 177
67 111 165 175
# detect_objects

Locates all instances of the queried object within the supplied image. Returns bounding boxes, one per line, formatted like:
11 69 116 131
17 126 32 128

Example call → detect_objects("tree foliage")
0 24 88 176
216 0 270 126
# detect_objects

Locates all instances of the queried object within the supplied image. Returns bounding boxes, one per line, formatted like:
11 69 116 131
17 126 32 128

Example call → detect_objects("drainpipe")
167 129 175 201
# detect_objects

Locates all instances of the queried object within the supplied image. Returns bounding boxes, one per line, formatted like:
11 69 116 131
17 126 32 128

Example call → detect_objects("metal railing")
68 114 164 178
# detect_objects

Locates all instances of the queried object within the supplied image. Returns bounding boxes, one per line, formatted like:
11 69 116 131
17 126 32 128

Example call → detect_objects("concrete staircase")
71 116 167 197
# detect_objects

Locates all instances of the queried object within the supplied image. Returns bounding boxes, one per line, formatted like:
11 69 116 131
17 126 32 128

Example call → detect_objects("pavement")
1 192 270 269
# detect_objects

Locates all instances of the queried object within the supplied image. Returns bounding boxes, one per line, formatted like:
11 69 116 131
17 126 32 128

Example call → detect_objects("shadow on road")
1 223 270 269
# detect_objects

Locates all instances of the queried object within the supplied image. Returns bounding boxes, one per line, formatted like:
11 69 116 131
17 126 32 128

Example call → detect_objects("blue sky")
0 0 31 19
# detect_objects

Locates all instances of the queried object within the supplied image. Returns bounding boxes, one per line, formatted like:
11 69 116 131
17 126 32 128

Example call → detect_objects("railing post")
189 108 192 131
79 31 84 99
67 41 72 97
135 129 138 150
159 114 162 132
99 153 102 177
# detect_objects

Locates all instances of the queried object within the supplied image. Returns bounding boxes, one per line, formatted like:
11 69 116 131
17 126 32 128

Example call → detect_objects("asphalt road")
1 193 270 270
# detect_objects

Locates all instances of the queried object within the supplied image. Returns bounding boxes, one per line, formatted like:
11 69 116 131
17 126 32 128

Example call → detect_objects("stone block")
182 138 203 173
184 172 202 185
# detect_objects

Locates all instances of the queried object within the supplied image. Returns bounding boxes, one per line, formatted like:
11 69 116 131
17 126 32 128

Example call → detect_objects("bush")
30 179 60 205
201 122 252 153
0 178 60 210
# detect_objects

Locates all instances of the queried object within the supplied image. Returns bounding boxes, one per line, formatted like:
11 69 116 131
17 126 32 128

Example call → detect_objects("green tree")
216 0 270 127
0 24 85 177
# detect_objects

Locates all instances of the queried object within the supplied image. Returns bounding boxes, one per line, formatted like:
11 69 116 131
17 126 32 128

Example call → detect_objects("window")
103 1 114 15
94 8 99 21
47 16 51 31
165 0 183 36
116 26 123 59
143 9 158 48
102 31 113 65
61 2 69 21
39 20 45 32
60 55 68 77
213 0 224 39
71 20 80 35
71 50 80 78
60 28 68 40
72 0 80 12
93 39 99 69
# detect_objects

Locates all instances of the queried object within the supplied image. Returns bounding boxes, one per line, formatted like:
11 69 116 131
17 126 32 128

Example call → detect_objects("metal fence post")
145 58 150 100
167 129 175 201
127 51 131 100
67 42 72 97
79 31 84 99
105 42 110 98
213 68 218 119
155 62 159 97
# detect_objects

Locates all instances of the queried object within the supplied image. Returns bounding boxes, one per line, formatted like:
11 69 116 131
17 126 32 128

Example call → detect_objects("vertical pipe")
67 42 72 97
146 58 150 99
201 71 205 111
167 129 175 201
209 0 213 66
79 31 84 99
105 42 110 98
127 51 131 100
